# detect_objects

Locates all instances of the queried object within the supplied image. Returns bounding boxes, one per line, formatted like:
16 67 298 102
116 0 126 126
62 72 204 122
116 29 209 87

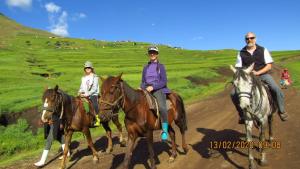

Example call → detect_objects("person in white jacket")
78 61 100 126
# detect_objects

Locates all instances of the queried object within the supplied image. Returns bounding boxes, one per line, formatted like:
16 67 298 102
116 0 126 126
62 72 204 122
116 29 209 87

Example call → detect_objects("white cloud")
78 13 86 19
71 12 87 21
49 11 69 37
6 0 32 9
192 36 204 40
45 2 61 13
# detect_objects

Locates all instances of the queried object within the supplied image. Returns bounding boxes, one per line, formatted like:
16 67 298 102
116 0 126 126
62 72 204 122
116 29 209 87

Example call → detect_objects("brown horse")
99 74 188 169
41 85 99 169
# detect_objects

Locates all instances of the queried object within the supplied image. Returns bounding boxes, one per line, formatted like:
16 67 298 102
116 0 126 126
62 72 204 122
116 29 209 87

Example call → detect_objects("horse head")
230 63 255 112
99 73 123 121
41 85 63 123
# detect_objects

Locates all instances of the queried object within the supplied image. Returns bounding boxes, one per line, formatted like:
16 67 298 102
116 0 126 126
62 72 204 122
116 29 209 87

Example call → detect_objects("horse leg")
168 125 177 163
123 134 137 169
60 130 73 169
101 121 113 153
146 130 156 169
245 120 256 169
177 124 188 154
112 116 126 147
268 115 274 142
259 123 268 166
83 127 99 162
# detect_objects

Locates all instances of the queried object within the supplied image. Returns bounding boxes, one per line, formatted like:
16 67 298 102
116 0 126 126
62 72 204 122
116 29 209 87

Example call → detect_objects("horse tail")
175 93 188 132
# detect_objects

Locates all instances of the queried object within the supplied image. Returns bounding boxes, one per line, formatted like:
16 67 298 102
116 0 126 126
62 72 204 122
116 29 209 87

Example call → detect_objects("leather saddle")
143 90 172 118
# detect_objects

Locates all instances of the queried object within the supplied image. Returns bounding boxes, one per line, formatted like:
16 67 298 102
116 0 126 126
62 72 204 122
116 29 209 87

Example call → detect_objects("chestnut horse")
99 74 188 169
41 85 99 169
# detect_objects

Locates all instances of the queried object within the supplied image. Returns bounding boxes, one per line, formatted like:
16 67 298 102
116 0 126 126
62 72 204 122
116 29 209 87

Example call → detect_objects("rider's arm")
78 77 85 94
235 52 242 68
140 66 147 89
255 63 272 75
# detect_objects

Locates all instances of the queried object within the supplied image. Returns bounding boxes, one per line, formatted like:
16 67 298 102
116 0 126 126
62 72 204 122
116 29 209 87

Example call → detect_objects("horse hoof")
183 146 189 154
259 159 268 166
105 148 113 154
120 140 127 147
249 162 257 169
168 156 175 163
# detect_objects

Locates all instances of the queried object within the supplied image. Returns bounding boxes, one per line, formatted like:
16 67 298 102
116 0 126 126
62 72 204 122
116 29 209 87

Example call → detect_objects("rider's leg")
34 124 53 166
90 95 100 126
153 89 168 141
260 74 288 121
230 88 245 124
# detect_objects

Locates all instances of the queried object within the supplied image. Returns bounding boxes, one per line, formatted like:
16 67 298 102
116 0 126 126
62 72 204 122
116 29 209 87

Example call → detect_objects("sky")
1 0 300 50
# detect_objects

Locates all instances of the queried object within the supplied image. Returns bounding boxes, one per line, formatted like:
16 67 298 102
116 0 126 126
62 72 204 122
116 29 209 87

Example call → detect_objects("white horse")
230 64 277 169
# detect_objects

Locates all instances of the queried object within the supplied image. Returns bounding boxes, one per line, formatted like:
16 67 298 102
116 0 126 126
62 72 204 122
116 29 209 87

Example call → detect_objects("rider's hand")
146 86 154 92
252 70 260 76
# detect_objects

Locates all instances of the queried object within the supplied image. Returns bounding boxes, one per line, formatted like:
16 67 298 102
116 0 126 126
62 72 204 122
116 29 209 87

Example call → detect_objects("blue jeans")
152 89 168 123
260 74 285 113
89 95 99 115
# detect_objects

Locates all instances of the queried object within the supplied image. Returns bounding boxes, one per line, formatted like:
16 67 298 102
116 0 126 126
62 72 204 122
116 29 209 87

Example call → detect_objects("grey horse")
230 63 277 169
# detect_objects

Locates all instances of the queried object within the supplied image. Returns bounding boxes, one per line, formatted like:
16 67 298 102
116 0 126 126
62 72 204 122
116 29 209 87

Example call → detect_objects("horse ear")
230 65 237 73
117 72 123 81
100 76 105 82
245 63 254 74
54 85 59 92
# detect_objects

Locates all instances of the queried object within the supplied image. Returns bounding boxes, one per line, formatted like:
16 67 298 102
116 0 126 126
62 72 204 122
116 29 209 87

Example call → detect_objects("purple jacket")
140 61 170 94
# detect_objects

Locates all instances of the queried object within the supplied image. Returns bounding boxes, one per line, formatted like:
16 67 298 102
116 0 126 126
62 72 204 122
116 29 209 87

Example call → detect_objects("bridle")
42 91 64 120
99 81 125 118
234 75 263 115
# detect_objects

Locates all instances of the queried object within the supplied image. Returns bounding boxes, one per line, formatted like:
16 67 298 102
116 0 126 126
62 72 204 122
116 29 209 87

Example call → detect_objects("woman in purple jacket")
141 46 170 141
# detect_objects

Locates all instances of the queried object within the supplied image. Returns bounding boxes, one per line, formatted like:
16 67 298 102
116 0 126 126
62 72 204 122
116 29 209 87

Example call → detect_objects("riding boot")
59 144 70 160
94 115 101 127
34 150 49 167
161 122 169 141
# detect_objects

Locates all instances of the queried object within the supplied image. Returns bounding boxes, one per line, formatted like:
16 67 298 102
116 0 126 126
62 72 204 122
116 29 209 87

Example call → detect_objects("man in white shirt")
231 32 288 124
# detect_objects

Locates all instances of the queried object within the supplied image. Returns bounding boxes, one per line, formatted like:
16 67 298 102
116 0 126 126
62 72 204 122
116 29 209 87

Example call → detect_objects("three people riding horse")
231 32 289 124
140 46 170 141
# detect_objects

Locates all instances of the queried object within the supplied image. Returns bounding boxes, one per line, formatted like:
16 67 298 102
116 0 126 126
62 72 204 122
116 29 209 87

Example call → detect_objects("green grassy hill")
0 13 300 115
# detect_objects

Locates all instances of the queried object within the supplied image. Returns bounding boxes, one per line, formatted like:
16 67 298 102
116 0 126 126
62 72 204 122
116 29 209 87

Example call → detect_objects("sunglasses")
148 51 158 55
245 37 256 40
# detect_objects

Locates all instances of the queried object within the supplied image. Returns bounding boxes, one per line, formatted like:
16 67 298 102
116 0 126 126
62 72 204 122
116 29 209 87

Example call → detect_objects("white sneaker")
34 150 49 167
